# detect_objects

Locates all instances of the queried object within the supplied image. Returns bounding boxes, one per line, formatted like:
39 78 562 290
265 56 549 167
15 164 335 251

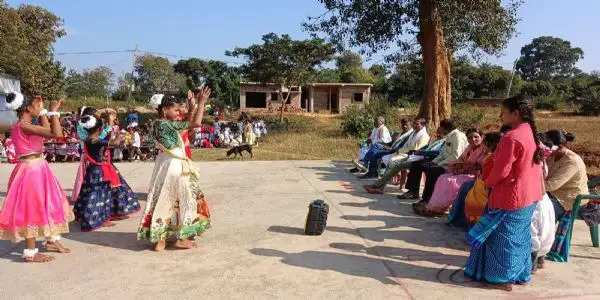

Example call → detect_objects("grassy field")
191 109 600 177
192 115 358 161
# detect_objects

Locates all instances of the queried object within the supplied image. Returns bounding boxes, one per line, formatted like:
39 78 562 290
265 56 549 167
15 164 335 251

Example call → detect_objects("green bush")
574 86 600 115
535 95 564 111
341 105 374 137
340 98 400 137
451 103 485 131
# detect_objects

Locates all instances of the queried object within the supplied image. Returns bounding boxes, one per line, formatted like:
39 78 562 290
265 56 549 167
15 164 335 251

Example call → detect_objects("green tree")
227 33 335 121
516 36 584 81
336 50 363 70
134 54 187 99
315 68 341 83
0 2 66 99
64 66 114 99
173 58 240 108
305 0 521 129
369 64 388 95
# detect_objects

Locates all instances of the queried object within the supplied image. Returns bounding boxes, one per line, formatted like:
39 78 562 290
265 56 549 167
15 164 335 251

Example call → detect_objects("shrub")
521 80 554 98
574 86 600 116
341 105 374 137
340 98 400 137
535 95 564 111
451 103 485 131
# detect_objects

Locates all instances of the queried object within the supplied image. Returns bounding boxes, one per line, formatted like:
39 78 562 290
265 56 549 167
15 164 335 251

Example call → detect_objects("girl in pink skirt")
0 94 73 263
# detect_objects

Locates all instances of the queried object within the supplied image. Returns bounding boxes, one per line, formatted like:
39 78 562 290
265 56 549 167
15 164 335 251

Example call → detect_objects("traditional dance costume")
137 120 211 243
0 122 73 242
74 137 140 231
71 124 111 204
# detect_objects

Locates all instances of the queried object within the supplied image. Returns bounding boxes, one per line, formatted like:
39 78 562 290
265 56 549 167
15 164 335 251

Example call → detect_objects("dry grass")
192 115 358 161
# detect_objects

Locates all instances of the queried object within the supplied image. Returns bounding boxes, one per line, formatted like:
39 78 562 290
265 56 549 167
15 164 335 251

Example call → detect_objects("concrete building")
239 82 372 114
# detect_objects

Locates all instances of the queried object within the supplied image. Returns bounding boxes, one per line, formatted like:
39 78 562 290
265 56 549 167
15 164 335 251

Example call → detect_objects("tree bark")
418 0 452 131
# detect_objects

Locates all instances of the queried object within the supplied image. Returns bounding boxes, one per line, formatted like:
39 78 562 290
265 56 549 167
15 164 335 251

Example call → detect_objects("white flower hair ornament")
79 115 97 129
150 94 164 109
5 92 24 111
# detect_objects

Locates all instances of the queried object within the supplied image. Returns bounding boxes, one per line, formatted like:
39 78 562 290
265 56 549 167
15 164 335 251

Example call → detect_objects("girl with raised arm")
0 94 73 262
138 88 212 251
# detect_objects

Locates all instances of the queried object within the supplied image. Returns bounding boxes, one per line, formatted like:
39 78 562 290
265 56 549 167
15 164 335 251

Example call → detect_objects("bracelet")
39 109 48 117
47 111 60 117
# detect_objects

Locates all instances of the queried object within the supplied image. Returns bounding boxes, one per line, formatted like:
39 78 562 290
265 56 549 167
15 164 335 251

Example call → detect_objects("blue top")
77 124 112 149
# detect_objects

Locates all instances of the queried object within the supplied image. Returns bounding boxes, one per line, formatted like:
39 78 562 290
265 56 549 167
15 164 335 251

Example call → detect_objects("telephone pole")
128 44 138 102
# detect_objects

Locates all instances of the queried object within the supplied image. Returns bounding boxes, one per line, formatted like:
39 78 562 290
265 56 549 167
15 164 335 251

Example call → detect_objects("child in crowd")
74 115 140 231
4 131 16 163
0 94 72 262
0 133 7 163
127 125 142 161
138 89 212 251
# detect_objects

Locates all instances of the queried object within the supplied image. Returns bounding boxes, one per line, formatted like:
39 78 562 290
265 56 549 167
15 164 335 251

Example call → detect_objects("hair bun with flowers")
150 94 164 109
79 115 97 129
5 92 24 111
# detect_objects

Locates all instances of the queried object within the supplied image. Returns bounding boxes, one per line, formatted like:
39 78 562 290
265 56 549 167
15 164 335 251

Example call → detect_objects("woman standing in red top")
464 96 544 291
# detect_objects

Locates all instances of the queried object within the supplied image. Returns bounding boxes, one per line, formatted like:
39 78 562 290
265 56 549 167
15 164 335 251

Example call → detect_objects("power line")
55 50 134 55
54 48 242 65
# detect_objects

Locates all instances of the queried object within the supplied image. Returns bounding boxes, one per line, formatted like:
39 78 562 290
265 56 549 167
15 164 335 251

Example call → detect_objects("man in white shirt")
352 116 392 178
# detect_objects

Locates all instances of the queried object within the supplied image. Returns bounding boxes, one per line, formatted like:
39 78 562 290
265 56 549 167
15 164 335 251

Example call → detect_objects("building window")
271 93 279 101
246 92 267 108
353 93 363 102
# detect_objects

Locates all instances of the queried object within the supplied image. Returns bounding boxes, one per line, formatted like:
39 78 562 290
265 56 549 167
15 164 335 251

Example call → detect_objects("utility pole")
505 58 518 98
128 44 138 102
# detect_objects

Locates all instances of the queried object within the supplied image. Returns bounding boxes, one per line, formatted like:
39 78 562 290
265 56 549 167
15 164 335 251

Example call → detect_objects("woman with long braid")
464 96 544 291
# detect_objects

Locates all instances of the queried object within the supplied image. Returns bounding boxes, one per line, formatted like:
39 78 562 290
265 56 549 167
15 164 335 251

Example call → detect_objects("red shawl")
84 146 121 188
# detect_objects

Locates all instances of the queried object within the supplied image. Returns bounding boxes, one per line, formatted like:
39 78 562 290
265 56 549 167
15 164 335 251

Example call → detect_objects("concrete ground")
0 160 599 300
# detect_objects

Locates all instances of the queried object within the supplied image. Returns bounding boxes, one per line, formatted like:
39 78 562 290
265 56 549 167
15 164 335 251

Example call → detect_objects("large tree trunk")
418 0 452 131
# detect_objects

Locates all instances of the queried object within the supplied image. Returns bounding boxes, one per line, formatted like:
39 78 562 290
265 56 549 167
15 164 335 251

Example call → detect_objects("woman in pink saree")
425 128 488 215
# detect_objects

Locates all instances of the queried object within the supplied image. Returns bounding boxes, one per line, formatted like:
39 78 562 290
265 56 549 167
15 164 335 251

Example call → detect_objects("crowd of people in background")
0 108 268 165
352 96 599 291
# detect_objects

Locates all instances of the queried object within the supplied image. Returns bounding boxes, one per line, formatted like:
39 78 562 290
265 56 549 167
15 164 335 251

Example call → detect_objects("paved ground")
1 160 600 300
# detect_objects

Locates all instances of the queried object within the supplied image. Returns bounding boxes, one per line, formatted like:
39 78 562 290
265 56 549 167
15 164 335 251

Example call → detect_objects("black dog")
226 144 253 159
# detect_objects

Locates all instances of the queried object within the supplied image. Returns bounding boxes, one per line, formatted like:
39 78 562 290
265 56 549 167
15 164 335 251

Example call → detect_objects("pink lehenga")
0 122 73 242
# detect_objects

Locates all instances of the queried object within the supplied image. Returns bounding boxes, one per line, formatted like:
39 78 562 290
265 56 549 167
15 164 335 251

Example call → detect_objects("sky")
6 0 600 77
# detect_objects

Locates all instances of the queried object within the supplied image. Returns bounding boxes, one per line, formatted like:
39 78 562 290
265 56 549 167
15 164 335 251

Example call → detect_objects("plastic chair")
571 177 600 248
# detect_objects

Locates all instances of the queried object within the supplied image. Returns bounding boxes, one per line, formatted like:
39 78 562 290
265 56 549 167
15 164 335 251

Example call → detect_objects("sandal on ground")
45 241 71 254
398 191 419 200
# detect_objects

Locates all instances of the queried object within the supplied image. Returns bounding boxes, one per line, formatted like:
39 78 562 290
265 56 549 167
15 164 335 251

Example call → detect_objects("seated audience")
418 128 488 216
353 116 392 173
353 118 414 178
448 132 502 228
403 119 468 212
364 126 442 194
545 130 590 262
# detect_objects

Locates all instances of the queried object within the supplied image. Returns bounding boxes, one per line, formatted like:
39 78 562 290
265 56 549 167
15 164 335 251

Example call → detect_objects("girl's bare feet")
154 240 166 251
45 241 71 253
103 221 116 228
174 239 197 249
24 253 55 263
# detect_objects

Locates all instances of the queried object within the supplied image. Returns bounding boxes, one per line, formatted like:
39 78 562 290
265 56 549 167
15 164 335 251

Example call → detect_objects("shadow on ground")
258 160 477 288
